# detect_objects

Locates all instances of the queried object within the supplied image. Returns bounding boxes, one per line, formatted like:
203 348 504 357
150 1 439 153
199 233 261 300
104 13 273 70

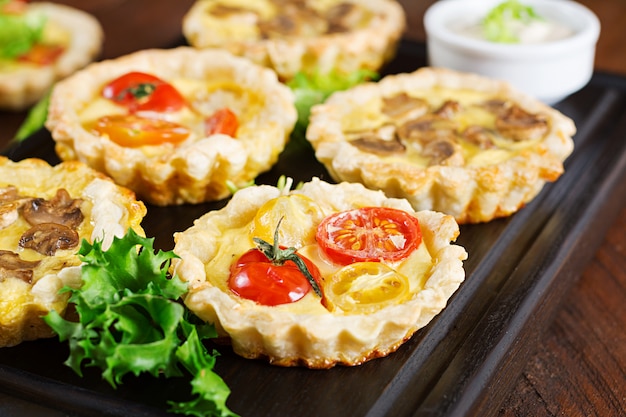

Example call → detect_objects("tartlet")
306 67 576 223
45 47 297 206
0 156 146 347
0 2 103 111
182 0 406 80
172 178 467 368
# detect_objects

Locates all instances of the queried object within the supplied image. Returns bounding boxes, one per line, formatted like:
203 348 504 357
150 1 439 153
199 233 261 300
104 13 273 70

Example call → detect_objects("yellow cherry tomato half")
325 262 411 314
92 114 191 147
251 194 325 248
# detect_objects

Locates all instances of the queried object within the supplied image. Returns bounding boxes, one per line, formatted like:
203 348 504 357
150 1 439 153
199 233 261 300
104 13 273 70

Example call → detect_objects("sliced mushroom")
495 104 549 141
0 250 40 283
396 114 457 144
422 138 464 166
480 99 512 116
259 5 326 38
0 186 24 229
0 185 19 203
350 135 406 155
208 4 250 17
19 223 80 256
326 2 363 33
382 93 429 123
461 125 496 149
22 188 84 229
434 100 462 119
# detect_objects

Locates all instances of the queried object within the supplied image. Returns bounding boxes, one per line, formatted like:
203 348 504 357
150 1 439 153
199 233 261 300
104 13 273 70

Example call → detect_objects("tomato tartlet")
0 1 103 111
172 178 467 368
182 0 406 81
306 67 576 223
45 47 297 206
0 156 146 347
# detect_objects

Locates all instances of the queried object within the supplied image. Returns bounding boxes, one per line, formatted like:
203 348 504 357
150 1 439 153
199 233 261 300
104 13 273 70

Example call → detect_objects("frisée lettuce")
43 229 237 417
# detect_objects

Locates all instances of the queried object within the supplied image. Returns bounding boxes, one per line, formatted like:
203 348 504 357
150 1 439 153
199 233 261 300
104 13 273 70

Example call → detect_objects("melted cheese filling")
342 87 543 168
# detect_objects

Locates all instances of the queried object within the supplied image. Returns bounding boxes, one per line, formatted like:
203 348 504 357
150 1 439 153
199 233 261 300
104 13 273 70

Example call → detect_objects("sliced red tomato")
102 71 186 113
316 207 422 265
17 44 64 66
229 247 323 306
2 0 28 14
325 262 411 314
205 108 238 137
92 114 190 147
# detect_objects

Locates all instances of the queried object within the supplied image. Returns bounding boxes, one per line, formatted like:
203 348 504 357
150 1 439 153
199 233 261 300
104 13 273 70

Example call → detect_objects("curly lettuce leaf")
43 229 238 417
0 2 46 59
482 0 542 43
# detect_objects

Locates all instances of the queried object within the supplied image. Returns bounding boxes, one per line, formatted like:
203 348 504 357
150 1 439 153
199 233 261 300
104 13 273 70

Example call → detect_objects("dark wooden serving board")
1 42 625 417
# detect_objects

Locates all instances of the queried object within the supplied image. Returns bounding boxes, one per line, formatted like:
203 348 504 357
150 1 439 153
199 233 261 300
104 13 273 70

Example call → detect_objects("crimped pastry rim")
306 67 577 223
0 2 103 111
172 178 467 368
45 46 297 206
182 0 406 80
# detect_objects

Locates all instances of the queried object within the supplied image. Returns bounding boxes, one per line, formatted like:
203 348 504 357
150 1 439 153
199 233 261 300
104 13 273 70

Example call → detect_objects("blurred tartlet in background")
0 0 103 111
424 0 600 104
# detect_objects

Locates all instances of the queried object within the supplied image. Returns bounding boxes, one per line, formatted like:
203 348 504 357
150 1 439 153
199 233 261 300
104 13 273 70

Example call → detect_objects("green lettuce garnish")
0 1 46 59
14 88 50 141
44 229 238 417
287 69 378 141
482 0 542 43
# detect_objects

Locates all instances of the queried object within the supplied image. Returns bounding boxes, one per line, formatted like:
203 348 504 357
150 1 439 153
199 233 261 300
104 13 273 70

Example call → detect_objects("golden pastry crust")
172 178 467 368
306 67 576 224
0 2 103 111
0 156 146 347
45 47 297 206
182 0 406 80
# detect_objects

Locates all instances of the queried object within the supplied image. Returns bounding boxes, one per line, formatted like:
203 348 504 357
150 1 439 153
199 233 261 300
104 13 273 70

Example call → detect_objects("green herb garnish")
14 88 50 141
44 229 237 417
482 0 542 43
0 1 46 59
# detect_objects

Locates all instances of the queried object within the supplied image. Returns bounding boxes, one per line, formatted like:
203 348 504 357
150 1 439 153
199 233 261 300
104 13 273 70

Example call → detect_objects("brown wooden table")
1 1 624 416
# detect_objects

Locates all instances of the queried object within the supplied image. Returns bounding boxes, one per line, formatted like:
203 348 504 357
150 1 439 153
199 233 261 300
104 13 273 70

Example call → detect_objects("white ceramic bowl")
424 0 600 104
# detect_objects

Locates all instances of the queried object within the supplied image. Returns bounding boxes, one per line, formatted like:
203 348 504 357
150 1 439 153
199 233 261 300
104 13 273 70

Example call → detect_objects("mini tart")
182 0 406 80
172 178 467 368
0 156 146 347
0 2 103 111
306 67 577 224
45 47 297 206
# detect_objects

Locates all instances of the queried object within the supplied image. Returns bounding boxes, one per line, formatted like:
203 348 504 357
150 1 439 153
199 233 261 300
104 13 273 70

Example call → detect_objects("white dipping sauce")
455 17 574 44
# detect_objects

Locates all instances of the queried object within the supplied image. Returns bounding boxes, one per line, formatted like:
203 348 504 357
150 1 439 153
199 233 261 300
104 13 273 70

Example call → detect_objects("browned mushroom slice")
0 186 23 229
422 138 464 166
22 188 84 229
19 223 80 256
259 5 325 38
480 98 512 116
382 93 428 122
350 134 406 155
396 114 457 144
495 104 549 141
0 185 19 203
326 2 364 33
209 4 251 17
461 125 496 149
0 250 40 283
434 100 462 119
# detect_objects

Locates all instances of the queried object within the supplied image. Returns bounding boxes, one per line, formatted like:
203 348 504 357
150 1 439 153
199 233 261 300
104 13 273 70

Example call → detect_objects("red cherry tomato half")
102 71 186 113
17 44 64 66
205 108 238 137
316 206 422 265
229 248 323 306
92 114 190 147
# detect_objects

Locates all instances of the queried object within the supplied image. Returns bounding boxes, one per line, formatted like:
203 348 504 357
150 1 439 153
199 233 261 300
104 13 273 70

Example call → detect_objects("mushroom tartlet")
0 1 103 111
45 47 297 206
172 178 467 368
0 157 146 347
182 0 406 80
306 67 576 224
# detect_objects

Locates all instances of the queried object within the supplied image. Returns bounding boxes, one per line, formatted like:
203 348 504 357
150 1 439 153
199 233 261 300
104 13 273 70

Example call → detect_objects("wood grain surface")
0 1 624 416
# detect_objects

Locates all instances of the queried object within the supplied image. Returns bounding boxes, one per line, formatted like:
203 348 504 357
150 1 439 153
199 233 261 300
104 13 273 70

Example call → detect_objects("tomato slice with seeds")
92 114 190 147
229 248 323 306
102 71 186 113
205 108 238 137
325 262 411 314
316 207 422 265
